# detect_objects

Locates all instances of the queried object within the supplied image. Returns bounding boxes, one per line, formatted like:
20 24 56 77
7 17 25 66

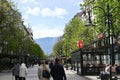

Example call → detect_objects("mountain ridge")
34 37 59 55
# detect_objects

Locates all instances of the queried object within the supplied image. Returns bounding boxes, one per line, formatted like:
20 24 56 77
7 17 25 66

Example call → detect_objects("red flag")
77 40 83 49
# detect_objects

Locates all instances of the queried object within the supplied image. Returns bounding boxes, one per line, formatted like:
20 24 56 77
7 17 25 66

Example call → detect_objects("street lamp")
85 2 120 80
59 49 62 58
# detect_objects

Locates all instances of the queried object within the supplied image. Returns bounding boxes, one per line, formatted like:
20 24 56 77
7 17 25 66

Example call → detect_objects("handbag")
42 70 50 78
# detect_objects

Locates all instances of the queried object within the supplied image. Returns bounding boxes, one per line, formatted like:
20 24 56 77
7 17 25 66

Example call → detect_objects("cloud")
21 0 29 3
24 6 68 19
31 0 38 5
21 0 38 5
21 7 40 22
40 8 52 17
25 7 40 16
32 26 64 39
41 7 68 18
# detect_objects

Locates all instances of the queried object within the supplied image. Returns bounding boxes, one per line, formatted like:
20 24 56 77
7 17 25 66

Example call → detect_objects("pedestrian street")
26 64 97 80
0 64 98 80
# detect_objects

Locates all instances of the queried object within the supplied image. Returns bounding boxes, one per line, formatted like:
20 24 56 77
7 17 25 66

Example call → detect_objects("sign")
77 40 83 49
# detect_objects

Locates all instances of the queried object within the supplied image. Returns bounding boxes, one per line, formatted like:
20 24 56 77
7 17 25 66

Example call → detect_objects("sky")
12 0 83 39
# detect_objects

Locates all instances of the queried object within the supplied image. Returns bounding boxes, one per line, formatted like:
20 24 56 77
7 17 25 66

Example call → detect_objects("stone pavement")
0 64 99 80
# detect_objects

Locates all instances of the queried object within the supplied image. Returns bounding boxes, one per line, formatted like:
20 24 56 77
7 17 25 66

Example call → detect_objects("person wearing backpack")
38 60 50 80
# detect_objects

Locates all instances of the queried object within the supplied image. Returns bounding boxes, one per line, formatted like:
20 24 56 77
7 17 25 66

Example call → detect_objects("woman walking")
19 63 28 80
38 60 50 80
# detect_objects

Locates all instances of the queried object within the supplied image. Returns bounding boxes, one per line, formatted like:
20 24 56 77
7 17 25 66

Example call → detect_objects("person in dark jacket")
49 60 54 69
50 58 66 80
12 62 20 80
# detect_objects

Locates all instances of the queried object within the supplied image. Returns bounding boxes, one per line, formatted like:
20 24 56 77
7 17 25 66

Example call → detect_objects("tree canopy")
0 0 45 59
52 0 120 58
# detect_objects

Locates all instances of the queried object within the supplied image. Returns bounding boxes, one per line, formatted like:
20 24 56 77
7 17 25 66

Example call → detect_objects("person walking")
105 64 110 74
50 58 66 80
38 60 50 80
12 62 20 80
19 63 28 80
49 60 54 69
111 64 118 77
98 64 110 80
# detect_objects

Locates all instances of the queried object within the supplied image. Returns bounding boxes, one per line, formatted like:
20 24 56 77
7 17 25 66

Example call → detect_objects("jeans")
15 76 20 80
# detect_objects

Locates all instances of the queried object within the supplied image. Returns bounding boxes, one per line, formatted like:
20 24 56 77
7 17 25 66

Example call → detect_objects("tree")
0 0 45 58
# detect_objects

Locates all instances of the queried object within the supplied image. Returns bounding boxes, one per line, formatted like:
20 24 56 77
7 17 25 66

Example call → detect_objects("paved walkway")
0 64 98 80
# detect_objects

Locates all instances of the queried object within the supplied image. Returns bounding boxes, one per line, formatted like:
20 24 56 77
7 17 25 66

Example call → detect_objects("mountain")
34 37 59 55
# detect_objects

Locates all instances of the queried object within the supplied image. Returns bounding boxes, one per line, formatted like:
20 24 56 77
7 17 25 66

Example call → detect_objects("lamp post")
59 49 62 58
85 2 120 80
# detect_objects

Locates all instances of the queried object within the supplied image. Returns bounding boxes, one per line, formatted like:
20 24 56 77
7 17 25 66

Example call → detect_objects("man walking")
50 58 66 80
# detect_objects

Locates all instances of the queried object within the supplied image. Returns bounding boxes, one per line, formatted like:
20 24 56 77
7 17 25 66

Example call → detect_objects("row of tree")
0 0 45 59
52 0 120 58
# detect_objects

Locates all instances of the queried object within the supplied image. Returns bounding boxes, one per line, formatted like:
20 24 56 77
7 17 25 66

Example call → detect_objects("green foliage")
0 58 11 69
62 17 89 57
91 0 120 33
52 0 120 58
0 0 45 59
52 38 63 56
52 17 90 57
30 42 44 57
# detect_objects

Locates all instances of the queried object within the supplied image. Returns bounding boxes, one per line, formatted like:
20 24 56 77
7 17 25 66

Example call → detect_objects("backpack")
42 70 50 78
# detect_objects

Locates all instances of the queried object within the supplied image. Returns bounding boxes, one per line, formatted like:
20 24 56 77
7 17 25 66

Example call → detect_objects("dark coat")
12 63 20 76
49 62 53 69
50 63 66 80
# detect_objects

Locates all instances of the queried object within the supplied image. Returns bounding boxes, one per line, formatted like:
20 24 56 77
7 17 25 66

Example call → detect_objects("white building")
23 25 33 41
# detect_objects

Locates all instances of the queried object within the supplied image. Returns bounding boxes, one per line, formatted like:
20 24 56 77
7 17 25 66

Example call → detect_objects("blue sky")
12 0 83 39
